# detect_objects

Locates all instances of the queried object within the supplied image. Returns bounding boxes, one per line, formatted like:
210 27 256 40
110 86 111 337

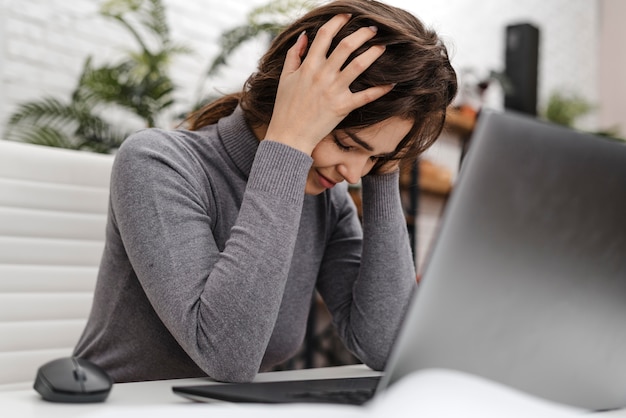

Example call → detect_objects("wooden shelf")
444 107 477 138
400 159 452 196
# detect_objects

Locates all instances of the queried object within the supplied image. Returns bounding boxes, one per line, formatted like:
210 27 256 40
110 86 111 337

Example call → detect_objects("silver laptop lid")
380 110 626 410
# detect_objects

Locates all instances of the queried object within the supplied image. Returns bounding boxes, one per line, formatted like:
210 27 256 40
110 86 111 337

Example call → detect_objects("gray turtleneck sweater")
74 108 417 383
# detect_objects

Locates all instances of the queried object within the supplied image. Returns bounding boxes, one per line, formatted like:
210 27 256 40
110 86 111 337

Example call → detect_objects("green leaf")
206 0 314 77
543 91 594 128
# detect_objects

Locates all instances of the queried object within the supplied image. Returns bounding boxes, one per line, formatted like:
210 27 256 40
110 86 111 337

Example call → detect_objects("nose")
337 156 373 185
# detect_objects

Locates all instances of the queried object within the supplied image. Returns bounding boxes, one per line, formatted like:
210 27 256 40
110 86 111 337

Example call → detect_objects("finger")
326 26 378 72
282 31 308 74
338 44 386 86
348 83 395 109
306 14 352 64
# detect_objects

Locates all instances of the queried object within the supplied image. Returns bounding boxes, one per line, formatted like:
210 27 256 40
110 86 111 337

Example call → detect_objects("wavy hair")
186 0 457 167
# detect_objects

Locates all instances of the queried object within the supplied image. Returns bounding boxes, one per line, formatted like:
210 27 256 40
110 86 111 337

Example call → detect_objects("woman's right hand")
264 14 393 155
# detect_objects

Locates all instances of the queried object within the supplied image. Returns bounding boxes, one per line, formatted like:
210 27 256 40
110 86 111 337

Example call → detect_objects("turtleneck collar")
216 106 260 178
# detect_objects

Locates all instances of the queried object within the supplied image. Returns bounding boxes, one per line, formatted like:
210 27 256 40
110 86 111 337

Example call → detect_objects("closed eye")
333 134 391 162
332 135 353 152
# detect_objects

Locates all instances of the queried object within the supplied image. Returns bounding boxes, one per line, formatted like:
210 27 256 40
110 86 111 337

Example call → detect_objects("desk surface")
1 365 380 417
3 364 626 418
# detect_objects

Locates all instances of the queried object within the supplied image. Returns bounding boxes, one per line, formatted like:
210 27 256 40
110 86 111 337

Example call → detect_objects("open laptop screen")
382 110 626 410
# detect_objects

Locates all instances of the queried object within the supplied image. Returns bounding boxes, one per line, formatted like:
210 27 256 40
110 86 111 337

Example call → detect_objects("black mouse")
34 357 113 403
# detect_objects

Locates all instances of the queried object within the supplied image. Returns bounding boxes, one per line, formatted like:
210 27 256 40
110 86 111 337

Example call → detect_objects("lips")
317 171 338 189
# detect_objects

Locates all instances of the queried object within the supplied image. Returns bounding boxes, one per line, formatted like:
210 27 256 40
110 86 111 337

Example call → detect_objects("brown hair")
186 0 457 168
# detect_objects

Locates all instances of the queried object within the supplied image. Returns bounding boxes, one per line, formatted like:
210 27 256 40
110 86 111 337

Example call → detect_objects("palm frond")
77 59 175 126
206 0 314 77
5 0 190 152
100 0 178 56
9 125 78 150
248 0 315 26
7 97 83 130
5 94 129 153
141 0 170 44
207 23 278 76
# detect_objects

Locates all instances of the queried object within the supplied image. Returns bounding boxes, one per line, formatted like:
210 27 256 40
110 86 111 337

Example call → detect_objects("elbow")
192 316 263 383
348 338 392 372
205 362 259 383
348 332 395 372
195 344 260 382
359 350 389 372
189 337 261 383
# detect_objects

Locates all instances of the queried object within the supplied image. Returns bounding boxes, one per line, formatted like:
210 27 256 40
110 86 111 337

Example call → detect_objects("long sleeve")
108 132 312 382
74 108 419 383
316 171 417 370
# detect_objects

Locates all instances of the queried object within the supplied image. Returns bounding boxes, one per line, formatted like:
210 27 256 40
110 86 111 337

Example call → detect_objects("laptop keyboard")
172 375 382 405
289 388 376 405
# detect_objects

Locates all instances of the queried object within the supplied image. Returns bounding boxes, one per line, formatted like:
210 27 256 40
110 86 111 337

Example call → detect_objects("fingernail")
297 30 306 41
368 26 378 33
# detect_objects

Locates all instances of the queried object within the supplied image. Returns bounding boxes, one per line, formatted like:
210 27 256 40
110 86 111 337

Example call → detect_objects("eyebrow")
344 131 374 151
344 130 397 159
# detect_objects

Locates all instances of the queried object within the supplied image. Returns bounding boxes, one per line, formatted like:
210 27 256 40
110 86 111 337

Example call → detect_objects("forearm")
360 171 416 285
192 141 312 381
329 172 416 369
356 172 417 367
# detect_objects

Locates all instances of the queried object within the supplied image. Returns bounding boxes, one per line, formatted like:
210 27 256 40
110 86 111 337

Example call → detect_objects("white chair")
0 139 114 390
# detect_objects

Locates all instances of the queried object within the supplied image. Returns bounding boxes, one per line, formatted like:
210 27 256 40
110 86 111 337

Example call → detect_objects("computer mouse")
34 356 113 403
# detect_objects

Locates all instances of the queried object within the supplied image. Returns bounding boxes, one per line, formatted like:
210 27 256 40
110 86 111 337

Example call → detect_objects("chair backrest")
0 140 114 390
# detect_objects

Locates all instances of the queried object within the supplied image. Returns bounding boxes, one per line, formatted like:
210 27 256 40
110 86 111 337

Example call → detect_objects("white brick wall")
0 0 609 135
0 0 269 133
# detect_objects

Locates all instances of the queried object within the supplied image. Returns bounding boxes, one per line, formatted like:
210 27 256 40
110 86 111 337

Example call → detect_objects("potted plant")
4 0 190 153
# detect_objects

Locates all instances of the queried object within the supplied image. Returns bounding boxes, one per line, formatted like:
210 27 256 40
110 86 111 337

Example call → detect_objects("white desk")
3 364 626 417
1 365 380 417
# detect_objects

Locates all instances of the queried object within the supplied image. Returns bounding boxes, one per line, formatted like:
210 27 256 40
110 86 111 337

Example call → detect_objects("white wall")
0 0 610 136
598 0 626 136
0 0 271 132
388 0 601 130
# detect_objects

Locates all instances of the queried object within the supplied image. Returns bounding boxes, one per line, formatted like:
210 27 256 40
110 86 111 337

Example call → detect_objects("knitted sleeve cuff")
360 170 403 222
247 140 313 203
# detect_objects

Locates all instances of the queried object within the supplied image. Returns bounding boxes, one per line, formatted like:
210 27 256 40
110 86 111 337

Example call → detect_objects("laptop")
173 110 626 410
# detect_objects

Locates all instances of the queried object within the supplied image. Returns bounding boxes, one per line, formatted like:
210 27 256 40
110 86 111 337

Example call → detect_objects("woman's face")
305 116 413 195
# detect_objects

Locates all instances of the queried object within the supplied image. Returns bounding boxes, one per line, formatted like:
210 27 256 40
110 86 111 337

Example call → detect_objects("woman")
74 0 457 383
